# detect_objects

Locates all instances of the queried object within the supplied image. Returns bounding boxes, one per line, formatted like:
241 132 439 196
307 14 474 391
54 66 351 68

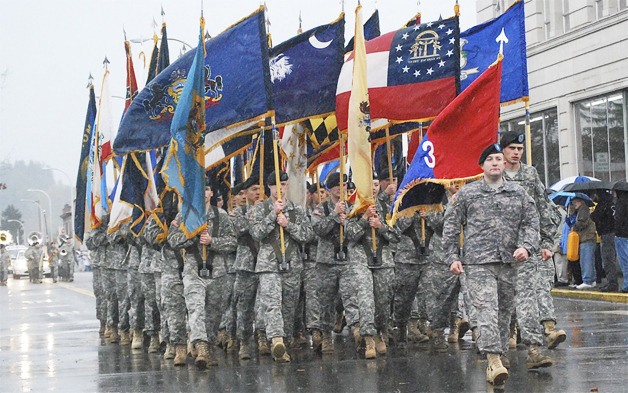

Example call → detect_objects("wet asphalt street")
1 272 627 393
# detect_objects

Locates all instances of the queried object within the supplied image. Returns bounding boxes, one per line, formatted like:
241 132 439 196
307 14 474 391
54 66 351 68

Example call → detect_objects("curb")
551 288 628 303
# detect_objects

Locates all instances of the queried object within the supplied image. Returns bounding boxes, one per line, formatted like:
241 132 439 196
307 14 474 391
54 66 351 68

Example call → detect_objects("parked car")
11 249 51 279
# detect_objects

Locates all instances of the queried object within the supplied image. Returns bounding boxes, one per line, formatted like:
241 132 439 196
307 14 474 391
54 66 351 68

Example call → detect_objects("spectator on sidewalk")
613 185 628 293
572 196 597 290
591 190 619 292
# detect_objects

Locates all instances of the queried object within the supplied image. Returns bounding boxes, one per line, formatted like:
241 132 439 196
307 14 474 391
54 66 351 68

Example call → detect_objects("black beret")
479 143 503 165
231 182 243 196
266 170 288 186
500 131 525 148
242 175 259 190
326 172 347 189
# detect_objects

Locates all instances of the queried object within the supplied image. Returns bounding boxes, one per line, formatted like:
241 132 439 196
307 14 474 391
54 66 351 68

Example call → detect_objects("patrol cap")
266 170 289 186
478 143 503 165
500 131 525 148
326 172 347 189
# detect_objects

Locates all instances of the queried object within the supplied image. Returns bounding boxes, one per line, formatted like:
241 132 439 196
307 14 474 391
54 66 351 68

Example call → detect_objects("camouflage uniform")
345 200 400 336
144 216 187 346
249 198 313 340
393 213 431 329
443 179 540 354
0 247 10 285
232 204 263 342
86 226 111 329
57 242 75 281
218 246 238 339
312 200 357 333
127 240 145 332
168 207 236 346
504 164 561 345
108 229 130 333
139 241 161 337
48 245 59 282
25 244 44 283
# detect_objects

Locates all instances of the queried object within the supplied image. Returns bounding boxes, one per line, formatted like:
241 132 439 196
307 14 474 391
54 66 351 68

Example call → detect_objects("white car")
11 249 51 280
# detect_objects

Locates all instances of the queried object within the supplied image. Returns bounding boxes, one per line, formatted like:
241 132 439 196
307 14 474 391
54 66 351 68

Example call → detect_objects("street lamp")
7 219 24 245
27 189 53 241
43 167 74 238
20 199 44 241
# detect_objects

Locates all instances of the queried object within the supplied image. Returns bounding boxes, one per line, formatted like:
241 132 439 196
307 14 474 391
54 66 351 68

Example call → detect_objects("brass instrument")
0 230 12 246
28 231 42 246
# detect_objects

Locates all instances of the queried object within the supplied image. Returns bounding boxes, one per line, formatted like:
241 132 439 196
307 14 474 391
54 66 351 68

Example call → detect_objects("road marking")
55 282 95 298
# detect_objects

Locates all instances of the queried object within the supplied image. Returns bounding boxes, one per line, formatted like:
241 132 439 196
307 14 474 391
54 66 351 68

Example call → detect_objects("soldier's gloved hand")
450 261 464 275
513 247 530 262
277 213 289 228
274 200 285 214
541 249 554 261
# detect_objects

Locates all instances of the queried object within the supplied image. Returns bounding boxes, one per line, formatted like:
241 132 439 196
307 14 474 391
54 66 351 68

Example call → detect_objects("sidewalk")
552 287 628 303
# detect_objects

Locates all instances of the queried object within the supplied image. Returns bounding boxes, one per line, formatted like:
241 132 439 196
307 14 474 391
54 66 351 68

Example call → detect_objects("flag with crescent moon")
270 14 345 126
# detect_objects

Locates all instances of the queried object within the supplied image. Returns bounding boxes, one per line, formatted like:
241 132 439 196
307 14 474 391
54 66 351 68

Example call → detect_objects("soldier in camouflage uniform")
393 208 431 348
248 171 313 363
57 235 75 282
127 232 146 349
233 176 270 359
500 132 566 356
168 184 236 369
143 194 189 365
139 221 162 352
25 235 44 283
311 173 357 353
108 223 131 345
0 244 9 286
345 176 400 359
443 144 540 386
86 223 109 337
292 182 322 350
47 242 59 283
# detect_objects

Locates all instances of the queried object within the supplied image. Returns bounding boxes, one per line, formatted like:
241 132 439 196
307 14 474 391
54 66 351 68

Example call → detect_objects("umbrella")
613 181 628 192
563 181 613 192
549 191 594 207
549 175 599 191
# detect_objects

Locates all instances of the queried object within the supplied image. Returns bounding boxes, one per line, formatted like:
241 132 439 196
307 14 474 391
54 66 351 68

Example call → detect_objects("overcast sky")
0 0 477 187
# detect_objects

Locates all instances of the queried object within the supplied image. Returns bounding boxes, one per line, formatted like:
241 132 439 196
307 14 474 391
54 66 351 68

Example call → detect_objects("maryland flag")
161 16 208 238
347 4 375 216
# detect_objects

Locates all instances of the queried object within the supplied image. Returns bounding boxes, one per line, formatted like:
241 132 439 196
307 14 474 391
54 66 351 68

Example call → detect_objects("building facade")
476 0 628 187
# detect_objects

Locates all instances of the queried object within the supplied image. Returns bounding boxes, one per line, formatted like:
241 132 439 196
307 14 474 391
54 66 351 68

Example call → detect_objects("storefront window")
500 108 560 187
575 92 627 181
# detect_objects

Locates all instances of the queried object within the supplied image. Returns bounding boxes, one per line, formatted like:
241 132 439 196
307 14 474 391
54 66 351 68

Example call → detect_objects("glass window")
575 92 627 181
499 107 560 187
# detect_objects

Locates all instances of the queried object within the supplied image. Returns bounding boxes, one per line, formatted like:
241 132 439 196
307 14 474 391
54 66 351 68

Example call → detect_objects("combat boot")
148 334 160 353
108 327 120 344
216 328 226 349
374 332 387 355
508 324 518 349
119 330 131 346
432 329 448 353
447 317 459 343
364 335 377 359
271 337 287 361
173 344 187 366
311 329 322 352
408 319 429 343
195 340 210 369
351 323 362 351
418 319 432 338
458 319 470 340
334 312 347 333
526 345 553 369
99 320 106 337
103 325 113 339
131 329 143 349
239 340 252 360
163 343 175 360
396 325 407 348
257 330 270 356
225 334 237 353
486 353 509 386
321 332 334 354
543 320 567 350
188 340 198 358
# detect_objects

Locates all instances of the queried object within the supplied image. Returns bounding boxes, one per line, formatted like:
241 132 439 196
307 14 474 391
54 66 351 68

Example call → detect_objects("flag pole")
339 131 346 251
384 127 394 183
271 122 287 270
525 100 532 165
259 128 266 200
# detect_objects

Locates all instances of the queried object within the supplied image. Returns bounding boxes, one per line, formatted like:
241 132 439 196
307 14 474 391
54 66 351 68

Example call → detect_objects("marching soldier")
108 223 131 345
0 243 10 286
25 233 44 283
48 241 59 283
139 215 165 353
443 144 540 386
86 222 109 337
57 234 75 282
168 183 236 369
248 171 313 363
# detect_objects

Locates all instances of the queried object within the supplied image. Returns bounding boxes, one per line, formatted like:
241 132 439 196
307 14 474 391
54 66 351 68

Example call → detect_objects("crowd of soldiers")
84 132 567 387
